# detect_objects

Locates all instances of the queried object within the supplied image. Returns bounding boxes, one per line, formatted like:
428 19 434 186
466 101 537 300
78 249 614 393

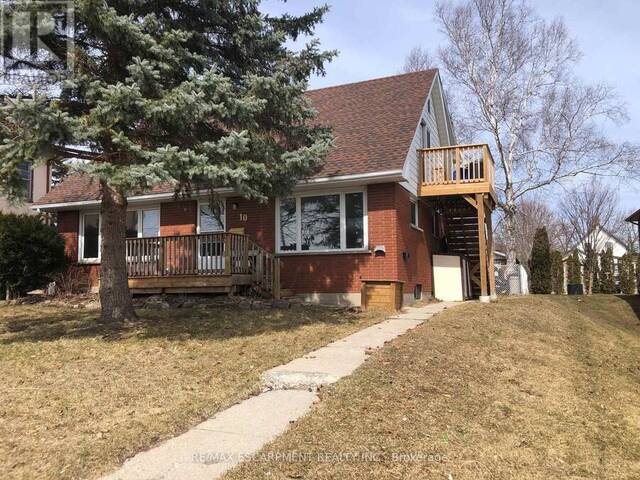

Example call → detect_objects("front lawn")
0 299 386 480
225 295 640 480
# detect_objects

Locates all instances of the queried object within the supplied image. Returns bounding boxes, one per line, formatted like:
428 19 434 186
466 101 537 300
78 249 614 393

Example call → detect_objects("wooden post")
224 234 232 275
418 149 424 194
476 193 488 298
455 148 461 184
486 202 496 298
273 259 281 299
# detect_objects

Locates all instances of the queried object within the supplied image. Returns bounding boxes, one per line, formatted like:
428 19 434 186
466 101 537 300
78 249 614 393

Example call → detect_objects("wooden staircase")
437 195 492 298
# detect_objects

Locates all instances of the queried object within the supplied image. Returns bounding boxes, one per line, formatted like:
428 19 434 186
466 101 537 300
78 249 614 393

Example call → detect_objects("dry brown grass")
0 301 386 480
225 295 640 480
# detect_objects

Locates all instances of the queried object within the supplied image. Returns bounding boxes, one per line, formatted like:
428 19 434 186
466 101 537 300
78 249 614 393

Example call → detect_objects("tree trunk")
99 182 137 323
503 197 518 266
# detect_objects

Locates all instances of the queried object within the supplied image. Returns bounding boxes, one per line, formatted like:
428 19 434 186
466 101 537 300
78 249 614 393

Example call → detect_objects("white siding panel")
401 77 446 195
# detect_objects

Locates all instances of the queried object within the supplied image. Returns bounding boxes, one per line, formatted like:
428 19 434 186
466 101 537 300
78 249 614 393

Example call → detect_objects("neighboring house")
0 163 50 214
33 70 498 306
563 225 633 291
626 209 640 250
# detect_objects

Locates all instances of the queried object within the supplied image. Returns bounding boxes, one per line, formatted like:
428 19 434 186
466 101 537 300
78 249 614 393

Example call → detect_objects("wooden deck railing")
418 144 495 197
125 232 281 298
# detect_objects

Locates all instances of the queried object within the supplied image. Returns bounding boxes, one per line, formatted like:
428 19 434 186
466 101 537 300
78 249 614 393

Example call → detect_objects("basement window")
414 284 422 300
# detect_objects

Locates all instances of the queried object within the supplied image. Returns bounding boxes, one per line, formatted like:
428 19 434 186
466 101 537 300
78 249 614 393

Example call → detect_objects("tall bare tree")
435 0 638 264
559 181 618 293
402 46 436 73
495 197 567 268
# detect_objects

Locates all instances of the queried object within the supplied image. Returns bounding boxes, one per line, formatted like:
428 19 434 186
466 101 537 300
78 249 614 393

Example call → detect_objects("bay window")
277 191 367 253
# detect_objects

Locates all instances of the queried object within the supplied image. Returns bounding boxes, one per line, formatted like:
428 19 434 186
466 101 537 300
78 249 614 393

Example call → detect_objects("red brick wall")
57 210 79 260
226 197 275 251
394 184 434 297
160 200 197 236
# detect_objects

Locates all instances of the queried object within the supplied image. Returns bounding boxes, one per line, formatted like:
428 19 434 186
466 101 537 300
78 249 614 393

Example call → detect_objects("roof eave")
32 170 406 211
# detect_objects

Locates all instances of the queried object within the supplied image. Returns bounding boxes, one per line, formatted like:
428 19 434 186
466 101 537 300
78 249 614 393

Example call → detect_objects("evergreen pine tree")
550 250 564 294
619 253 637 294
0 1 335 322
567 250 582 286
600 247 616 293
529 227 552 294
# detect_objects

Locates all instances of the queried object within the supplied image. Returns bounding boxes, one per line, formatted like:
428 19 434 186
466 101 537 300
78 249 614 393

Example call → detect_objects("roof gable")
307 69 436 178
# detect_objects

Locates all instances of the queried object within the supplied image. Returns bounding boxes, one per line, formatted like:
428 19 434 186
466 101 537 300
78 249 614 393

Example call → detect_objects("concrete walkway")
102 301 458 480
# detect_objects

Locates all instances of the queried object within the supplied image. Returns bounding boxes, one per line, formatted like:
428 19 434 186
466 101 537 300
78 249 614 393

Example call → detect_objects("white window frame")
410 199 420 229
126 208 161 239
78 211 101 264
197 198 227 233
79 207 161 264
275 189 368 254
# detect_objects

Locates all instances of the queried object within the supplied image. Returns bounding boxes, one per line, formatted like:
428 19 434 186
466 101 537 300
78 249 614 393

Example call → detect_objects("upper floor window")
427 98 431 114
277 191 367 253
17 162 32 201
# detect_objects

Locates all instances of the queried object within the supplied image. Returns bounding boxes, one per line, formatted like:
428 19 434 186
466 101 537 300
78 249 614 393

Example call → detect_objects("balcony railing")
418 144 495 197
125 232 280 296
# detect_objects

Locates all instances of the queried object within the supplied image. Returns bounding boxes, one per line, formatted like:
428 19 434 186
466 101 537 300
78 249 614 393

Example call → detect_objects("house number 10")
239 213 248 222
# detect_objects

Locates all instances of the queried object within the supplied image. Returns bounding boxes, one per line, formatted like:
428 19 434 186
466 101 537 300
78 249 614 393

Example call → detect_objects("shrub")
567 250 582 285
0 213 68 299
52 265 89 295
599 247 616 294
619 253 637 294
529 227 552 294
550 250 564 294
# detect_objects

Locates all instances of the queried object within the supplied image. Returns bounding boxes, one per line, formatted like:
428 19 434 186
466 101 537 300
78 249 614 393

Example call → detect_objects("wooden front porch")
125 232 281 297
419 144 497 299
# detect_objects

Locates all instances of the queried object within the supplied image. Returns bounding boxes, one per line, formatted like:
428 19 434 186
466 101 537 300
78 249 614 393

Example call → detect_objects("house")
626 209 640 249
0 163 50 214
563 225 633 291
32 70 498 307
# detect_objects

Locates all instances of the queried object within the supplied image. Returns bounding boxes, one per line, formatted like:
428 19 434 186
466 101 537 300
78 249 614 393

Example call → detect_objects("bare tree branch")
402 46 436 73
435 0 639 263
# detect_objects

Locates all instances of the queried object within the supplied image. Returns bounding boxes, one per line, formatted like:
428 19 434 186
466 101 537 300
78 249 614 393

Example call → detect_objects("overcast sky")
263 0 639 211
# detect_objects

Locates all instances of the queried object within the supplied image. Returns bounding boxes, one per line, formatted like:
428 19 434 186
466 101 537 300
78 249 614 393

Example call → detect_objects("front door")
198 201 226 272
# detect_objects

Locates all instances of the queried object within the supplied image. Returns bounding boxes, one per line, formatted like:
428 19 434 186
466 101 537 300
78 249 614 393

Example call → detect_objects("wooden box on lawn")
361 280 403 311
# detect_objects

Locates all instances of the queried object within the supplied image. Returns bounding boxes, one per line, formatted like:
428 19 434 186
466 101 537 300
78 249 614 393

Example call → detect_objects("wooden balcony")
124 232 280 297
418 144 496 200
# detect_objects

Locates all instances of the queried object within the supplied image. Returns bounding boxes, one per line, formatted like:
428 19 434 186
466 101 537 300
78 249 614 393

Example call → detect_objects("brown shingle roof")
308 69 435 177
35 70 436 206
